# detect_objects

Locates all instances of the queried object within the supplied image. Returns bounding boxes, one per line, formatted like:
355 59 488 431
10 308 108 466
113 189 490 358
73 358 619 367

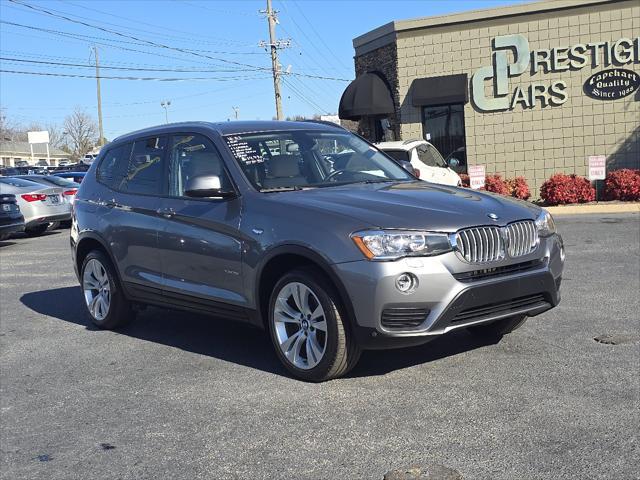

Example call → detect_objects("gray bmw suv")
71 121 564 381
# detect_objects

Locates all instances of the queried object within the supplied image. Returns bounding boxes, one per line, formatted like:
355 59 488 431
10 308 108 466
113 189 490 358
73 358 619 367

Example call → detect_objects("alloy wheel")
83 258 111 321
273 282 327 370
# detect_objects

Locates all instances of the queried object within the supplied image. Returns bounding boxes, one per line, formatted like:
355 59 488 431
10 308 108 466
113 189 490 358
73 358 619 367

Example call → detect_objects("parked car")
14 175 80 204
52 171 86 183
0 193 25 241
81 154 98 166
376 139 462 186
0 177 71 236
71 121 564 382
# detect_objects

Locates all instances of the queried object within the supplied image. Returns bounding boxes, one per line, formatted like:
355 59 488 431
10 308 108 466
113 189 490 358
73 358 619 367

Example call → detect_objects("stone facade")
354 43 400 140
352 0 640 197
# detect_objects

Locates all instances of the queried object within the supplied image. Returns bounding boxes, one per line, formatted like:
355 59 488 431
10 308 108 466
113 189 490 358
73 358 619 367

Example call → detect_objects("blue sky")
0 0 524 140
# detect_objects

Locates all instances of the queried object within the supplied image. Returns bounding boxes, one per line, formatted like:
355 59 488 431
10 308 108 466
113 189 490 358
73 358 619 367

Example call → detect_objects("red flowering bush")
483 174 510 195
459 173 470 187
540 174 596 205
604 169 640 201
506 176 531 200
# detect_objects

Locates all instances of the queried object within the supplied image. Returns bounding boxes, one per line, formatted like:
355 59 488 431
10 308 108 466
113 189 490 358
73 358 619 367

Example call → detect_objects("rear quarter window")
97 143 133 190
121 136 167 195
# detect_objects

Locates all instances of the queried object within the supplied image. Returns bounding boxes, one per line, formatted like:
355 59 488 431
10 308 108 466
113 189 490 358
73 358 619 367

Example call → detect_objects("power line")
0 56 264 73
5 0 257 48
0 69 273 82
290 0 352 71
282 77 330 115
6 1 350 82
0 20 265 64
0 21 255 69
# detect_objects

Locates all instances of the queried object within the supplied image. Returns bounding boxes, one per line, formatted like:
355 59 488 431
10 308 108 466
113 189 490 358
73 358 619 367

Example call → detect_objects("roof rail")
301 119 346 130
402 138 423 145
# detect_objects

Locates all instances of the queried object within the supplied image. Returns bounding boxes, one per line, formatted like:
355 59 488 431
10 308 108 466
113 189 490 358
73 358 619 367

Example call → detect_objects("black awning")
339 72 395 120
411 74 468 107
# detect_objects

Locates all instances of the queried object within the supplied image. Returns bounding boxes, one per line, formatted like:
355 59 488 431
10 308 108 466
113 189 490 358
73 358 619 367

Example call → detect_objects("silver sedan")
0 177 71 236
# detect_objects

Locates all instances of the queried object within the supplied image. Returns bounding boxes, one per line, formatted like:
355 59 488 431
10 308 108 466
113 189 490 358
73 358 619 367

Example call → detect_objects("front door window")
421 104 467 173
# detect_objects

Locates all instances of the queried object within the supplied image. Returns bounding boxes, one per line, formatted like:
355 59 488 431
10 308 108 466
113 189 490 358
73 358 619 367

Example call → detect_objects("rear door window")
121 136 167 195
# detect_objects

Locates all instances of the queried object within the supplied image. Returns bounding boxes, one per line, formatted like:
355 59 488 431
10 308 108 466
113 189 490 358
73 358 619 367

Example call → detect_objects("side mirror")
448 158 460 168
398 160 415 174
184 175 236 198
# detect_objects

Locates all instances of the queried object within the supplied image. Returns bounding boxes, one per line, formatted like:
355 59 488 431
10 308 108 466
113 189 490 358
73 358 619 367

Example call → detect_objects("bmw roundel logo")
487 213 499 220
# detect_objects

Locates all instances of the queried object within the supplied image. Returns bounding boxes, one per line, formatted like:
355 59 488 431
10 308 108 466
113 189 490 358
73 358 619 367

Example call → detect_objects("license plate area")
48 195 60 204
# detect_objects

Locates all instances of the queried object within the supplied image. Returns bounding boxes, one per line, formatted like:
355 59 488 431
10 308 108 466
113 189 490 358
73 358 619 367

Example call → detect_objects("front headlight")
351 230 452 261
535 210 556 237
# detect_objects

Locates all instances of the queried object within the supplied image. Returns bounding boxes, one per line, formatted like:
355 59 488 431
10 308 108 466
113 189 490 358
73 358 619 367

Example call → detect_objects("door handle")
156 207 175 218
103 200 117 208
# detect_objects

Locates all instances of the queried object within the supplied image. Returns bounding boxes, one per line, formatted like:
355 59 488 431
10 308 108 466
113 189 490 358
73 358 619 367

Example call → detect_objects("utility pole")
93 46 104 146
260 0 290 120
232 106 240 120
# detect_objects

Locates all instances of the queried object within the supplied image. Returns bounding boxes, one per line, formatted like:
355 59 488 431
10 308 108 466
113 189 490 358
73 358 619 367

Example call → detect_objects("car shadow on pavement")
21 286 499 379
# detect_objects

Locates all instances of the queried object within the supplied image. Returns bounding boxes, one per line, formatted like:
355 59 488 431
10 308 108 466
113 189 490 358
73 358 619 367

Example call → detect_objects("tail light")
63 189 78 196
414 168 421 178
21 193 47 202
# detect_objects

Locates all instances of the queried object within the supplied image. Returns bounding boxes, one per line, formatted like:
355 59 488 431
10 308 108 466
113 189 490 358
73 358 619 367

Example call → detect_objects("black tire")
467 314 527 339
268 267 361 382
80 250 135 329
24 224 48 237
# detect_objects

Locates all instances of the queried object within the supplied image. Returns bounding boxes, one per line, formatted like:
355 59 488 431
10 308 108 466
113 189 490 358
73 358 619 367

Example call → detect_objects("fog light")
395 273 417 293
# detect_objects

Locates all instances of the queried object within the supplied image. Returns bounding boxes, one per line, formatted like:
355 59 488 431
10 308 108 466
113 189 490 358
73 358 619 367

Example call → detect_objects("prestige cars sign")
472 34 640 111
583 69 640 100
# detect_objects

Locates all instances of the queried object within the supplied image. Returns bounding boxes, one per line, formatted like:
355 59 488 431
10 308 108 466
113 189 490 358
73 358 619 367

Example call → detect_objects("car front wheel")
268 268 361 382
81 250 135 329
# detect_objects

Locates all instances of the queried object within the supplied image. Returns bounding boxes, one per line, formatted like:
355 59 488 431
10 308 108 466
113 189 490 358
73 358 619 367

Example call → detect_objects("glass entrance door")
421 104 467 173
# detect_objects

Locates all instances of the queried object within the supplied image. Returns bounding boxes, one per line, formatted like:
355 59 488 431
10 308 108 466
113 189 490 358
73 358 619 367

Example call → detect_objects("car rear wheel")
24 224 48 237
268 268 361 382
81 250 135 329
466 314 527 339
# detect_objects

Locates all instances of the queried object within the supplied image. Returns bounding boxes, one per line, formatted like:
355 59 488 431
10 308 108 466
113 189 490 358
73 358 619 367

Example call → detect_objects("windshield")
415 143 447 168
224 130 412 191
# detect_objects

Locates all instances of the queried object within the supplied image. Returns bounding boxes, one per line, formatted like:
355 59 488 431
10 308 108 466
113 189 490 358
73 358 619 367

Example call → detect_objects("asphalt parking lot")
1 213 638 480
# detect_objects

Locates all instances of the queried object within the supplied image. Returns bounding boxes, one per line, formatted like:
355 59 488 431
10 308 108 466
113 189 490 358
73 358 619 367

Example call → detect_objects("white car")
81 153 98 166
376 139 461 186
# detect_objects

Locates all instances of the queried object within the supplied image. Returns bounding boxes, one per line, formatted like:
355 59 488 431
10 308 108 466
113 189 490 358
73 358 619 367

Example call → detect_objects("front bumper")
333 234 564 349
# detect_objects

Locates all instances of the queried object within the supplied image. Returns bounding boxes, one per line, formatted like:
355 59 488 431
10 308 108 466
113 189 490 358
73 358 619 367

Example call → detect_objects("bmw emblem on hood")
487 213 499 220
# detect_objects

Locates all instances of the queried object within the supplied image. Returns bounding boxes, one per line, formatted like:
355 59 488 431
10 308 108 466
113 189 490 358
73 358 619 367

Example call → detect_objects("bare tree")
63 108 98 160
0 109 21 141
45 123 65 149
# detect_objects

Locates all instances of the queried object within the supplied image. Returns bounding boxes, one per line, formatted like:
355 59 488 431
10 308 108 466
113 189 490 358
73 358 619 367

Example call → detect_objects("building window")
421 104 467 173
1 157 10 166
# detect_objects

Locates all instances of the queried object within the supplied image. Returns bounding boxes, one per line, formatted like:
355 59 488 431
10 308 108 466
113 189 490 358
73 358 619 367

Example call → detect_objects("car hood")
274 181 541 231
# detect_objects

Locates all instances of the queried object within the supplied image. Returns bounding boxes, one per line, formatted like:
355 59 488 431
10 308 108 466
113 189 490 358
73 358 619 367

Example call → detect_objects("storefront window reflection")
421 104 467 173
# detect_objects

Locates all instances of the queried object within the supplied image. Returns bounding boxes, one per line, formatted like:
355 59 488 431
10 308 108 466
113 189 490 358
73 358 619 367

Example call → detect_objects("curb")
543 203 640 215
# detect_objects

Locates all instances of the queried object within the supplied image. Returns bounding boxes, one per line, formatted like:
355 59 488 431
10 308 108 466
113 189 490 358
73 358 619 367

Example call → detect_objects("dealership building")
339 0 639 195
